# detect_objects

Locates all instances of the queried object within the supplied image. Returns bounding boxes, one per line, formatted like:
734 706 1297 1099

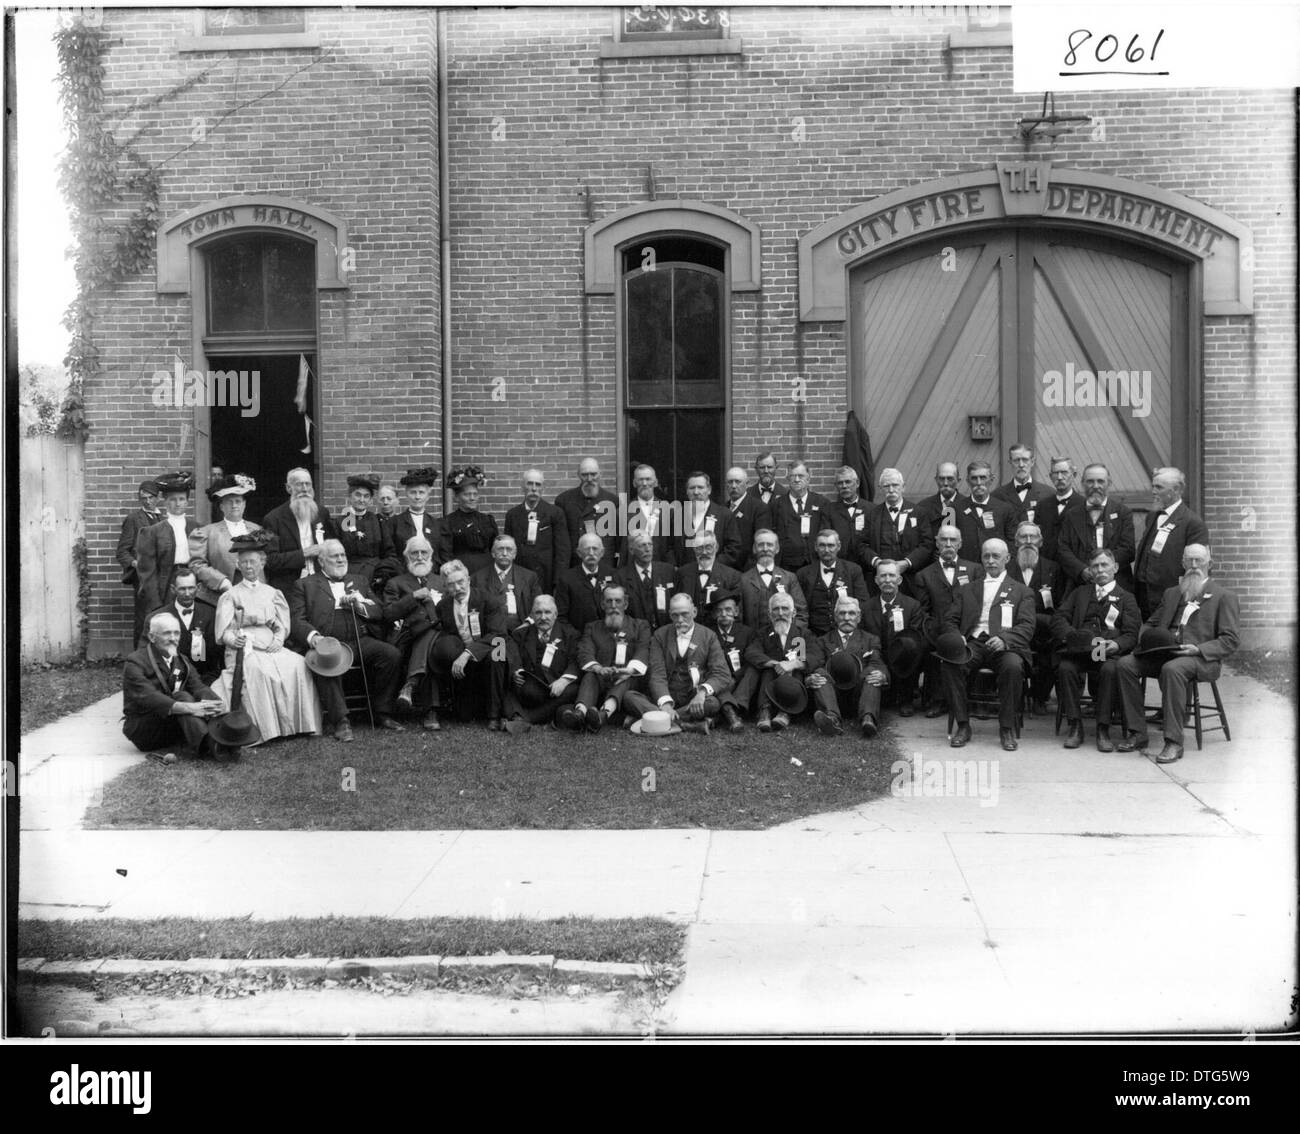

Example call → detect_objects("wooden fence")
20 435 85 664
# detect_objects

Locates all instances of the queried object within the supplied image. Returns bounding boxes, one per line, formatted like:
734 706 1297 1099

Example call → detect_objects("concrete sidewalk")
17 668 1298 1034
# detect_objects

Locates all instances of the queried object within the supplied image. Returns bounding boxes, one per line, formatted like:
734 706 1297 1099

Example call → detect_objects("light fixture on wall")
1017 92 1091 148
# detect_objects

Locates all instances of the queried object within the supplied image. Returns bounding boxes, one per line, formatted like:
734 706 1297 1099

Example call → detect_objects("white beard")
1017 547 1039 570
1180 573 1208 601
409 561 433 579
290 497 318 524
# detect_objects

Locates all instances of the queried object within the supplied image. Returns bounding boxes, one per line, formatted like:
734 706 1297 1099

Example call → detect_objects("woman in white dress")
212 533 323 742
189 474 265 606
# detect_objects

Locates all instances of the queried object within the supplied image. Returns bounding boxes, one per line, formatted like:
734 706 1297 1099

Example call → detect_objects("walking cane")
347 596 376 730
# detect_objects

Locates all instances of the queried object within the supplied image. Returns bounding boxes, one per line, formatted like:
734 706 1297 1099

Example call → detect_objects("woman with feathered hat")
189 473 265 607
439 465 498 578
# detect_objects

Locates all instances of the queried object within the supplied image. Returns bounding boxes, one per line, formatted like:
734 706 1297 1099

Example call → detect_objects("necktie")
642 570 651 586
760 571 772 587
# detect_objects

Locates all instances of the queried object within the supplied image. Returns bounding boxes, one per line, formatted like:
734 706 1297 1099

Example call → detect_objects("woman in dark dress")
440 465 498 578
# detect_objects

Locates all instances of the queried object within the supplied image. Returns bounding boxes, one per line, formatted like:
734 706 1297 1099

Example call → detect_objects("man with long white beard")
383 536 445 729
1007 521 1068 714
261 467 342 593
1113 545 1239 764
568 584 651 733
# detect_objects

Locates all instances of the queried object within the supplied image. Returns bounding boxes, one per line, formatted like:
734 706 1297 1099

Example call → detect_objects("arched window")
622 236 726 500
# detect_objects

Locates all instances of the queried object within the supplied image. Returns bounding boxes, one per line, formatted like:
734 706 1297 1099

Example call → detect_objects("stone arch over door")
797 165 1253 510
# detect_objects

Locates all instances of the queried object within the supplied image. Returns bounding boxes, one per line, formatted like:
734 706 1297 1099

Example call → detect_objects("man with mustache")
1133 467 1210 619
767 460 833 571
738 529 808 629
429 559 509 728
472 534 541 635
261 467 342 594
913 460 971 542
616 530 679 631
503 467 570 592
953 460 1019 557
744 451 787 511
860 559 927 718
1113 545 1239 764
806 596 889 739
712 594 760 733
752 591 809 732
504 594 581 733
384 536 445 730
1008 521 1068 715
992 443 1053 528
858 467 933 596
673 530 742 628
673 471 741 569
722 465 763 571
796 528 871 636
913 524 980 718
555 533 618 632
1056 463 1136 590
626 593 732 735
567 584 651 733
555 458 619 570
1036 456 1085 563
151 568 219 682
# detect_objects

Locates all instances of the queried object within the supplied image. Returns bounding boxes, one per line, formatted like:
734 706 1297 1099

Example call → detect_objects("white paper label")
800 514 811 536
614 641 628 666
655 585 667 611
891 607 904 632
1151 527 1170 554
1105 604 1120 629
1040 586 1054 611
190 635 205 662
727 648 741 671
1095 525 1105 548
468 611 481 638
526 513 538 544
704 515 716 532
689 665 701 687
854 512 864 531
1000 602 1014 625
982 511 995 530
541 641 557 667
506 589 517 615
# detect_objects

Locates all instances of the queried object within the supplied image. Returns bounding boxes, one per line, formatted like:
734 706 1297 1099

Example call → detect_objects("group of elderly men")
119 446 1235 764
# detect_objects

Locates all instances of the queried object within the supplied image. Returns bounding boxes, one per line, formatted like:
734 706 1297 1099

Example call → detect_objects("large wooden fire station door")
850 227 1190 504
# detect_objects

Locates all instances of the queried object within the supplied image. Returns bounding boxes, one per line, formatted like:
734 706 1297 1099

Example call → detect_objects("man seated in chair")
625 593 732 735
503 594 581 733
941 538 1036 752
384 536 444 730
1008 520 1069 715
122 611 228 764
1112 544 1239 764
289 539 404 741
567 584 651 733
806 595 889 739
429 559 509 730
859 559 926 719
1050 547 1142 751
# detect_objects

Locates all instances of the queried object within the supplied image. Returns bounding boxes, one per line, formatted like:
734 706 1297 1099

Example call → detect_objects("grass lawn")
84 718 902 830
1225 649 1295 701
20 659 123 734
20 915 685 964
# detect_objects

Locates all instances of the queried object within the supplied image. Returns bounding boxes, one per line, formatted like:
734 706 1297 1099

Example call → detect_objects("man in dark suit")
428 558 509 728
388 467 442 567
991 443 1054 527
673 471 740 569
1133 467 1211 619
1056 463 1136 591
260 467 343 594
824 466 872 558
289 540 404 740
857 467 933 596
117 478 161 647
503 594 581 731
711 595 760 732
122 610 227 762
336 473 398 596
568 584 651 732
751 591 810 733
738 529 808 629
942 538 1036 751
1036 457 1086 563
555 457 620 570
1050 548 1142 750
860 559 927 718
806 596 889 738
796 528 871 636
151 568 219 682
555 533 618 632
471 534 541 635
1008 520 1070 715
767 461 833 572
673 530 742 627
722 466 764 572
743 451 787 513
625 594 732 734
914 523 981 716
503 468 570 592
134 471 200 644
912 461 971 542
383 536 444 729
1113 544 1238 764
621 464 675 566
952 461 1019 559
616 531 678 631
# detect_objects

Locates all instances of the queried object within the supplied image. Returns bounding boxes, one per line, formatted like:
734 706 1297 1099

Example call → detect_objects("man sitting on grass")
122 610 227 764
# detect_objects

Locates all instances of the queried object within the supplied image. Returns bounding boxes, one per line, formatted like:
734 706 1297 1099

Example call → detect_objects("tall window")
623 237 726 500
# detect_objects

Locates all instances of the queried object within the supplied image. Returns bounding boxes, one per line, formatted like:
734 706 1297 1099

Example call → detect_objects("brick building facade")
80 6 1295 655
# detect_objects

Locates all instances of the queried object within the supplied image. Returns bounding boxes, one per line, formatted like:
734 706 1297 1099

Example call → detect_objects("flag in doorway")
294 354 313 455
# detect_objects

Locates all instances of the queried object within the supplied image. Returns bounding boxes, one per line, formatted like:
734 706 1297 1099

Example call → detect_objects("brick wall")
81 7 1295 649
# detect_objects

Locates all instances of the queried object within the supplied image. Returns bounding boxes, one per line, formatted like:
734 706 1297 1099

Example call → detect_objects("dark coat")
723 495 768 571
382 571 443 648
951 496 1020 560
134 516 201 614
856 500 934 583
914 557 982 644
554 485 621 569
503 499 570 592
796 557 872 636
149 599 219 679
673 560 743 625
1134 503 1211 615
388 510 442 563
1007 556 1070 617
943 574 1037 660
615 560 680 630
117 507 162 585
1033 490 1085 563
738 565 808 630
647 622 733 704
507 620 582 685
554 565 619 632
806 627 887 684
260 501 343 594
470 562 543 634
670 502 741 569
577 616 652 672
122 642 216 722
432 586 508 661
767 491 834 571
1141 583 1239 662
335 509 399 589
1056 499 1136 587
288 571 389 649
1049 582 1143 661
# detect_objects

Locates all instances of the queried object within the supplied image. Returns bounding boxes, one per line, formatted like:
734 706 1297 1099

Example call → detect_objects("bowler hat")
347 473 381 494
154 471 194 495
1136 627 1181 657
305 636 354 677
630 710 681 736
208 708 263 748
766 672 808 715
826 650 862 691
516 670 551 709
431 633 469 670
884 630 926 679
1060 628 1101 656
138 479 161 496
933 630 973 666
400 466 439 488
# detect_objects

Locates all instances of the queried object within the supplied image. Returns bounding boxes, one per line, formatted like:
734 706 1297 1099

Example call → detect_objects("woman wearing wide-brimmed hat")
188 473 265 606
211 530 323 743
439 465 498 579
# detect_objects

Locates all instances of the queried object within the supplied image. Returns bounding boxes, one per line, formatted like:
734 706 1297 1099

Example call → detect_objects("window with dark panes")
623 237 726 500
205 234 316 337
203 9 306 36
621 6 729 41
